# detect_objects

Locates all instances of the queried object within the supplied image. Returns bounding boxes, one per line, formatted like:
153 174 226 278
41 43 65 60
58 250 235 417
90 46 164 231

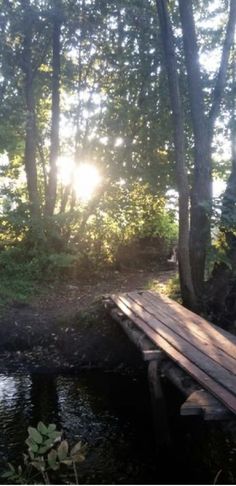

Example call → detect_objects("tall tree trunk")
45 2 61 216
178 0 211 296
156 0 197 309
178 0 236 297
22 0 40 219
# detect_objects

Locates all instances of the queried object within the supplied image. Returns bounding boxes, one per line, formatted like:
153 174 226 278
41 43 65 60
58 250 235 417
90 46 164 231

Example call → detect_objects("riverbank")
0 268 175 373
1 267 236 484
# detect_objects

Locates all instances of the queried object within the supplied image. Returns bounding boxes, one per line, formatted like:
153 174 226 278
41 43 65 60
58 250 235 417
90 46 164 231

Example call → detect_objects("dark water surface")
0 371 235 484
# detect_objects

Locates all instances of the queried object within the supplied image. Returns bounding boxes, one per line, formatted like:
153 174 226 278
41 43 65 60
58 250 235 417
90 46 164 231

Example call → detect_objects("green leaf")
28 427 43 444
38 445 50 455
47 423 56 433
37 421 48 436
44 438 54 448
57 440 69 461
25 438 38 453
48 430 61 441
48 449 57 468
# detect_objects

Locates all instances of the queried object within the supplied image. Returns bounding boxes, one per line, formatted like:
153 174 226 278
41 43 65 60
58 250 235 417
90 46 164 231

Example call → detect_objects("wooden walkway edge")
108 290 236 417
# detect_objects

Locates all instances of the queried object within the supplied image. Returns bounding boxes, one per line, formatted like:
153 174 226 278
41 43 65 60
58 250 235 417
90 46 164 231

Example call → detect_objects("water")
0 371 235 484
0 371 157 484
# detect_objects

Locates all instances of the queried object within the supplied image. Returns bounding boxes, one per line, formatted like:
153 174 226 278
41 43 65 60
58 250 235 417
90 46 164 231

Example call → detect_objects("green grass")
0 274 38 309
145 274 181 302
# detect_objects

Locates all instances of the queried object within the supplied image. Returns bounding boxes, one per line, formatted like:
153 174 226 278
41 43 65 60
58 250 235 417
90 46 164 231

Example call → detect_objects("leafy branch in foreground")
2 421 87 484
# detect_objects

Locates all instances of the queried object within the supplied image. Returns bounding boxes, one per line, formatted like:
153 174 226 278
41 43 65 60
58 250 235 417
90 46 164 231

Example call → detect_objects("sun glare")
57 157 102 202
75 164 101 202
58 157 102 202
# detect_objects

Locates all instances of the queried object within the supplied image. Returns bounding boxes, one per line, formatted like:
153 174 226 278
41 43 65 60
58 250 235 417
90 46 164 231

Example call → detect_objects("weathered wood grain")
111 294 236 414
116 294 236 396
128 291 236 375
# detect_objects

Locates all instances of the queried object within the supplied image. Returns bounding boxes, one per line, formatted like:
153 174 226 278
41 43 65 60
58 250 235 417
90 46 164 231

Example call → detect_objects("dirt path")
33 266 175 316
0 268 176 373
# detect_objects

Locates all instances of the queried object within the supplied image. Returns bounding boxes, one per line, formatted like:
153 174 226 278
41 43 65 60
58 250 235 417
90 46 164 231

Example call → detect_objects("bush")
70 182 178 268
0 182 178 299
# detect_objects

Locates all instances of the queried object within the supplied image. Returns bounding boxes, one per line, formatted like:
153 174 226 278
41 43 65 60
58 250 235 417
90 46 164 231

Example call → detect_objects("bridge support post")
148 356 171 450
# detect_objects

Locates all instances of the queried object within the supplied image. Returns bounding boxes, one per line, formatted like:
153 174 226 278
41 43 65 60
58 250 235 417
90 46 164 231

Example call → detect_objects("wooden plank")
111 295 236 414
111 308 232 421
132 291 236 371
117 294 236 397
128 291 236 375
161 360 198 397
143 349 163 361
146 290 236 352
181 391 233 420
110 308 231 420
141 290 236 355
161 361 231 420
109 297 233 420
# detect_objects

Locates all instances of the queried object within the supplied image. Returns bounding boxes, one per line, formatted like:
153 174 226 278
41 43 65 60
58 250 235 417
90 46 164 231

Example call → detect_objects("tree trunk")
22 0 40 219
178 0 211 297
178 0 236 297
45 2 61 216
156 0 197 309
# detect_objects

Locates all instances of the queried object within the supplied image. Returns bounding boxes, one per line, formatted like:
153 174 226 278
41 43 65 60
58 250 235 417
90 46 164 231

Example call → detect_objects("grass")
145 273 182 302
0 274 40 310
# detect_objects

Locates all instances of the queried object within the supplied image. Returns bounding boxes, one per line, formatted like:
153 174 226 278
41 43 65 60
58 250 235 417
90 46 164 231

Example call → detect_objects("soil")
0 266 176 374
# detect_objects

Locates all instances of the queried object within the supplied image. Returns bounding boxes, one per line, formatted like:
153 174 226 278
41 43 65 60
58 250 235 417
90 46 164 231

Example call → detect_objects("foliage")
72 182 178 267
147 273 181 303
0 0 234 310
0 182 177 306
2 421 87 484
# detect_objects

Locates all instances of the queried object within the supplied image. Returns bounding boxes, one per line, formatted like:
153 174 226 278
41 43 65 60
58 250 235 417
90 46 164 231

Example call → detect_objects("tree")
21 0 40 219
157 0 196 309
179 0 236 296
45 0 62 216
157 0 236 304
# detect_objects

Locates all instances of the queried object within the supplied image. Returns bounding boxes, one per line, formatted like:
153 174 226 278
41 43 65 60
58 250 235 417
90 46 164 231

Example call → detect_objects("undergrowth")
146 273 181 302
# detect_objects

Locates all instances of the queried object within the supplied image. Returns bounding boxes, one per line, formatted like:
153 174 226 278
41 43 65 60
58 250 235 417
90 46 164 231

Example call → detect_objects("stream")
0 370 235 484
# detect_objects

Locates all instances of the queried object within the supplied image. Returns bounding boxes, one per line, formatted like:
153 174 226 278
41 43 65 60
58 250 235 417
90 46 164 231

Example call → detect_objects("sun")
74 164 102 202
57 157 102 202
73 163 102 203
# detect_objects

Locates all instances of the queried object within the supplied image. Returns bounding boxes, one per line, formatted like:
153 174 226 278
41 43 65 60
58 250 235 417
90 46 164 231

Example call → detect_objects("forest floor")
0 265 176 373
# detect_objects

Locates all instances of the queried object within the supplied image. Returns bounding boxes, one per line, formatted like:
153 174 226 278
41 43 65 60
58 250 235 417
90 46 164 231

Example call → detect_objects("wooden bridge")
106 290 236 445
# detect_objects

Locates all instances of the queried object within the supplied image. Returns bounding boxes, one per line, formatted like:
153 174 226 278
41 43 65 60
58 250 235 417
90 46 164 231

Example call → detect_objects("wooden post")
148 356 171 450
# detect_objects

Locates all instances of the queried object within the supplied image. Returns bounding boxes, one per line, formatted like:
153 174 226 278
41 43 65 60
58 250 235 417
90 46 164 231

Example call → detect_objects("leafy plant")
2 422 87 484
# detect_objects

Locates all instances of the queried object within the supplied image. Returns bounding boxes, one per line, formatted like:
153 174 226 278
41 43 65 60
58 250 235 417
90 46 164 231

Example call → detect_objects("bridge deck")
111 290 236 415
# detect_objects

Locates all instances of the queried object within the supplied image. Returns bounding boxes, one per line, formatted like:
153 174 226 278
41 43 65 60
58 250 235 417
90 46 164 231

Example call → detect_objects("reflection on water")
0 372 235 484
0 372 157 484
